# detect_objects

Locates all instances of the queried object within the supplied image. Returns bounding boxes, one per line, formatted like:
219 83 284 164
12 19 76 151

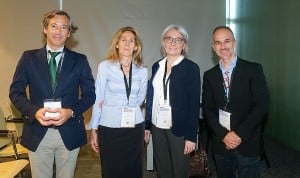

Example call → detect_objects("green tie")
49 51 60 91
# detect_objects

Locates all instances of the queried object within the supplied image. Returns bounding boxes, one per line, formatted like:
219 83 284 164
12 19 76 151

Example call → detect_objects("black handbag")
189 148 210 178
189 120 211 178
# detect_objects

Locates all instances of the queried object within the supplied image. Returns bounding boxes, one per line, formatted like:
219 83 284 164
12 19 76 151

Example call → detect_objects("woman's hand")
184 140 196 155
90 129 99 153
144 130 151 144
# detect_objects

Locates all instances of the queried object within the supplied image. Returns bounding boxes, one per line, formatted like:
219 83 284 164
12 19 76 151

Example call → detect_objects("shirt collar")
219 56 237 72
159 55 185 67
46 45 64 53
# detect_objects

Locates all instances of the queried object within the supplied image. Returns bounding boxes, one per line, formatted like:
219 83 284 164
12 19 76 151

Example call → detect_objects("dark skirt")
98 123 144 178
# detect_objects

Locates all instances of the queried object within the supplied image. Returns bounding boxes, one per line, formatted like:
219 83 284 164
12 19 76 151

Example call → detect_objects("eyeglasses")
163 36 185 44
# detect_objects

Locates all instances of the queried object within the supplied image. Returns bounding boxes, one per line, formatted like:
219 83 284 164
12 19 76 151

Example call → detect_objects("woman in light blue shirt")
89 26 148 178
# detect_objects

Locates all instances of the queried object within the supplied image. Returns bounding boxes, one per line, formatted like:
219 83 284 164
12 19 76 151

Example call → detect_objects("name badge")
157 104 172 129
43 99 61 118
121 106 136 128
219 109 231 131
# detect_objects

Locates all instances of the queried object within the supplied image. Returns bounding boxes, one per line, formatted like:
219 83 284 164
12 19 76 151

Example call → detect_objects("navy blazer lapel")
215 65 225 96
229 58 243 97
55 48 75 93
36 48 54 95
36 48 49 74
226 57 249 108
59 48 74 74
211 64 229 109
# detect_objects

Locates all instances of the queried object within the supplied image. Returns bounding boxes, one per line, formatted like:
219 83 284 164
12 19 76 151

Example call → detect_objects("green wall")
233 0 300 150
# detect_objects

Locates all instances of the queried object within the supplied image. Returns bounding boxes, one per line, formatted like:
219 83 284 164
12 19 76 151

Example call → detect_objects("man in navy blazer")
9 10 95 178
202 26 269 178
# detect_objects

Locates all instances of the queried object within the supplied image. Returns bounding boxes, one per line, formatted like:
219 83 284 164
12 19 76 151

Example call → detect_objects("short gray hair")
160 24 189 57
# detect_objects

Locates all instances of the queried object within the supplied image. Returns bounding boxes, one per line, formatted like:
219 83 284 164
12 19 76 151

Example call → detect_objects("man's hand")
223 131 242 150
35 108 53 126
36 108 73 126
49 108 73 126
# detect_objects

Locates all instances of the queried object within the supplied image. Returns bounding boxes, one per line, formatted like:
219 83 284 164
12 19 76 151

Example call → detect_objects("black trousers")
98 123 144 178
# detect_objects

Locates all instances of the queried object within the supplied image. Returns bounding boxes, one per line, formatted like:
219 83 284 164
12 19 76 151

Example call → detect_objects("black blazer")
146 58 201 142
9 47 96 151
202 57 269 156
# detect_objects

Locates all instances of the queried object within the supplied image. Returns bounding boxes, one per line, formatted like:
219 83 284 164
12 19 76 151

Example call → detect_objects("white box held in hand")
43 99 62 118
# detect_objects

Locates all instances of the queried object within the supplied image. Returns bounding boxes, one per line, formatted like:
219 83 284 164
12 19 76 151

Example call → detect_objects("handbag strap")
196 118 206 151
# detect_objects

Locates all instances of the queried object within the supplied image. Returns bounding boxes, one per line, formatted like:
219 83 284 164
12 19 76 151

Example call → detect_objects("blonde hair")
106 26 143 66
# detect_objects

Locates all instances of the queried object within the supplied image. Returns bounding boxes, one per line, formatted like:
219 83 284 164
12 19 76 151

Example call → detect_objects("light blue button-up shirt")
89 60 148 129
219 56 237 98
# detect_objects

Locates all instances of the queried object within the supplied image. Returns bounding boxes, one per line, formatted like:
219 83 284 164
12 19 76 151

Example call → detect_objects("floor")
5 132 300 178
6 131 157 178
75 142 157 178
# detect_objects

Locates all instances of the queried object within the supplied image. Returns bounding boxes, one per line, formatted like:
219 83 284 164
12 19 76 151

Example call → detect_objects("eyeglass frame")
163 36 185 44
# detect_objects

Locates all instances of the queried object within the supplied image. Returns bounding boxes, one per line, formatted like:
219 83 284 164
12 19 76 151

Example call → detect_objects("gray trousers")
152 125 189 178
28 128 80 178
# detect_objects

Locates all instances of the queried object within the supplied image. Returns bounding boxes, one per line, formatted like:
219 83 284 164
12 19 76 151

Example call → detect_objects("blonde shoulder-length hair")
106 26 143 66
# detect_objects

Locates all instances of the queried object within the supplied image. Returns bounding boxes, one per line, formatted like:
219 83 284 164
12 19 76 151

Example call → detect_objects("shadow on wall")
211 48 219 65
66 35 79 49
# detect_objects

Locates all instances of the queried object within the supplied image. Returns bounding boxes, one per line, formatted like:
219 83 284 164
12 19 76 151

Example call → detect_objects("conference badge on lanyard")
157 102 172 129
219 109 231 131
219 69 235 131
121 106 136 128
157 60 172 129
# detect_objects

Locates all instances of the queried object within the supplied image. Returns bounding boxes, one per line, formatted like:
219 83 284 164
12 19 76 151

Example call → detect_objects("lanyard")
222 68 235 110
121 63 132 104
163 61 170 101
56 52 64 74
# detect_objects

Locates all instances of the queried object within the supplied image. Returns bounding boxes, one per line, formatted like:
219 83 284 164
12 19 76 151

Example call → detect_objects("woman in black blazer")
145 24 201 178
